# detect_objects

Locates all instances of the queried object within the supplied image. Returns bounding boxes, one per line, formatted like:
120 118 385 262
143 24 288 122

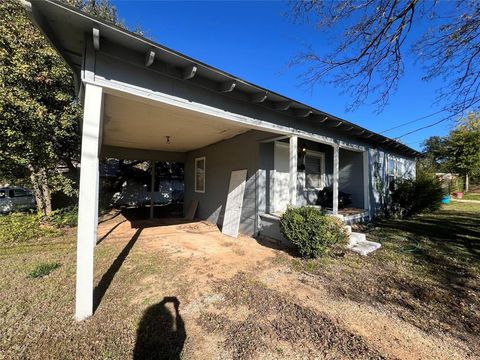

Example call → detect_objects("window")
305 151 325 190
387 158 395 177
397 161 404 178
195 157 205 193
13 189 28 197
387 157 406 191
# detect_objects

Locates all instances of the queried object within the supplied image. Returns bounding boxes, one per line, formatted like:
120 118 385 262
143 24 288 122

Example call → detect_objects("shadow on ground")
254 235 297 257
317 206 480 345
121 203 183 221
93 228 143 312
134 297 186 360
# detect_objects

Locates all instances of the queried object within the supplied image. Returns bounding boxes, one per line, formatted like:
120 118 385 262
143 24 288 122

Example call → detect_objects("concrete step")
347 232 381 256
348 231 365 247
349 240 381 256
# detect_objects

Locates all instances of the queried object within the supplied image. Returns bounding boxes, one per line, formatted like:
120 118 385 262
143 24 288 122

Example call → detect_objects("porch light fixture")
166 136 171 144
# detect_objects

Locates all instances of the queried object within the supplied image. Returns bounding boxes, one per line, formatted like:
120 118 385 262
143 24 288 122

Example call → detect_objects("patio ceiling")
103 93 250 152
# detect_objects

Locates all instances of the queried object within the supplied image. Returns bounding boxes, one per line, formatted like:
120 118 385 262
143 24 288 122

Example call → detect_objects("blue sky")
112 0 456 151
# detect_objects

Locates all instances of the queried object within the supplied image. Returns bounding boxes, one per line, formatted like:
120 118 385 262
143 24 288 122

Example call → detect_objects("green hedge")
0 212 60 244
391 177 444 218
47 206 78 228
279 206 348 258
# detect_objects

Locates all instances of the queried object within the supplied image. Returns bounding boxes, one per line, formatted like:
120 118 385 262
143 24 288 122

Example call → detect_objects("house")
23 0 420 320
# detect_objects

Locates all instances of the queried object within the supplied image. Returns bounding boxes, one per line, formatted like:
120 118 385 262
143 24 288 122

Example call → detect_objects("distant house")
24 0 419 320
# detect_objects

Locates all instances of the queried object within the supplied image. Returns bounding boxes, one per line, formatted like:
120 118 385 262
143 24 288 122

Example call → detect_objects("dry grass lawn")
0 202 479 359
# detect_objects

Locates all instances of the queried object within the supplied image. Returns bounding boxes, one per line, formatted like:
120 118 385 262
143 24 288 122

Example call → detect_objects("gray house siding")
258 141 275 215
368 148 417 217
339 149 365 208
184 130 272 236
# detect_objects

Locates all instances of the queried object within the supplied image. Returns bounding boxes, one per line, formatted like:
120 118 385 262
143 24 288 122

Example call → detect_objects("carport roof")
22 0 421 158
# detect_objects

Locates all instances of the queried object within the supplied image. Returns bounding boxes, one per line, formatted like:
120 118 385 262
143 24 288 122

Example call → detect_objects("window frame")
387 156 408 191
387 157 407 179
304 150 326 190
194 156 206 193
13 189 29 197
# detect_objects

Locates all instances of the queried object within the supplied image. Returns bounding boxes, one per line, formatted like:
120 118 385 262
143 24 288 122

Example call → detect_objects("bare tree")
289 0 480 115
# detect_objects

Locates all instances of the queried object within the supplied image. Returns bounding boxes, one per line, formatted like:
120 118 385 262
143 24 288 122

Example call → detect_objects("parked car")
0 187 36 214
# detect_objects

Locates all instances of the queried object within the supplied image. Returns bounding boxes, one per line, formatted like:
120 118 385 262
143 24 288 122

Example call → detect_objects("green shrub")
0 212 60 244
47 206 78 228
449 176 464 194
391 177 445 218
28 262 61 278
279 206 348 258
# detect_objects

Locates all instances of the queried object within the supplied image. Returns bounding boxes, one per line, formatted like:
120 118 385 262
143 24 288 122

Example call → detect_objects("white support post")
363 150 371 217
333 143 339 215
149 160 155 219
289 136 298 206
75 84 103 321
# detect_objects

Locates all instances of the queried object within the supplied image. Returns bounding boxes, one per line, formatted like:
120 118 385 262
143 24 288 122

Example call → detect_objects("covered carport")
77 83 260 320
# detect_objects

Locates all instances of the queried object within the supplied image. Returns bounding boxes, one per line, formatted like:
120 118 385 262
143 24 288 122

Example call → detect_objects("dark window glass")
13 189 28 197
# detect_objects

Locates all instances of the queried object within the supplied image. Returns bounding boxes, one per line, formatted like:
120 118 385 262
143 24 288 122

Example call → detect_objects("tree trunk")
39 168 52 215
28 164 45 214
465 173 469 193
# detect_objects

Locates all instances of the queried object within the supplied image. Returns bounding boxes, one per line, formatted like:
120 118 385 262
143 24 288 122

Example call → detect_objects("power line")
379 108 449 134
394 116 452 140
386 97 480 140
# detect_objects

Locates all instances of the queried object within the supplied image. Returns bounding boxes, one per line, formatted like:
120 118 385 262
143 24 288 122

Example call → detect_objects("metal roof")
23 0 420 157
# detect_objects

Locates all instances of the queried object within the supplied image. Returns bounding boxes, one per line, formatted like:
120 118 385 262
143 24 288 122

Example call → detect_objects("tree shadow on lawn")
375 210 480 284
134 297 186 360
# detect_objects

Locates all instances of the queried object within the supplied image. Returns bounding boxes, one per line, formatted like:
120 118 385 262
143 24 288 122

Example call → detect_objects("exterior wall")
339 149 365 208
368 148 416 217
258 142 275 215
184 130 272 236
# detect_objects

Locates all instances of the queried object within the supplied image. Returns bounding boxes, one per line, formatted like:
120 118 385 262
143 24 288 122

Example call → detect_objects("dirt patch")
198 273 386 360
